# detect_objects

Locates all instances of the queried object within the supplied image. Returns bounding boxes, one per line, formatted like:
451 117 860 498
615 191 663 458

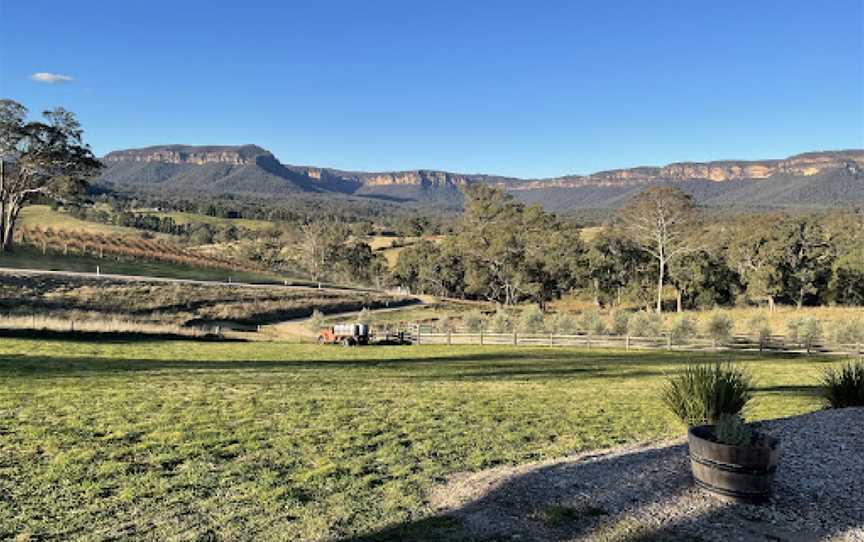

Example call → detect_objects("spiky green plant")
713 413 753 446
821 361 864 408
661 362 753 426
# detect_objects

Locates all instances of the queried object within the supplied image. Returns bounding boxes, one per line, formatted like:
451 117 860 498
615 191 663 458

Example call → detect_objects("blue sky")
1 0 862 178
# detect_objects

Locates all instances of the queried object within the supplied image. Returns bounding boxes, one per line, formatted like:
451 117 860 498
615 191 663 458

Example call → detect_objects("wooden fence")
409 326 863 358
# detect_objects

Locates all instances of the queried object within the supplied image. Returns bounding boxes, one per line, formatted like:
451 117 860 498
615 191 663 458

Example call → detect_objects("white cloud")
30 72 75 84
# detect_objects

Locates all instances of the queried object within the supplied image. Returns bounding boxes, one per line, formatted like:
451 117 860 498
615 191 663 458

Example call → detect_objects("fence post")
549 333 554 347
479 329 484 346
447 329 451 346
626 335 630 351
416 325 421 346
666 335 672 351
587 335 591 349
513 331 518 346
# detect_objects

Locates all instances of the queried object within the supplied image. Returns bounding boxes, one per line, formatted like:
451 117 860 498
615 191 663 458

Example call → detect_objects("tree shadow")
343 410 864 541
753 384 822 397
0 350 616 376
0 328 242 343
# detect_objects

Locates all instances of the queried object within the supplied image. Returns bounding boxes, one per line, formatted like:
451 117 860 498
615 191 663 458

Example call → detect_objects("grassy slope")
0 339 838 541
141 211 278 231
0 245 281 283
19 205 143 236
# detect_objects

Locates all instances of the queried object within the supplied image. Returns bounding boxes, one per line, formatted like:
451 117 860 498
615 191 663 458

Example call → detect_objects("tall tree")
585 230 647 307
0 100 101 252
668 249 740 311
726 215 784 311
457 184 584 307
617 186 699 312
823 210 864 305
296 222 342 286
774 216 833 309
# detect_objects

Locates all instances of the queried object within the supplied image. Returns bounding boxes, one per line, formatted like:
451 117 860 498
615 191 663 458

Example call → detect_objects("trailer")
318 323 370 346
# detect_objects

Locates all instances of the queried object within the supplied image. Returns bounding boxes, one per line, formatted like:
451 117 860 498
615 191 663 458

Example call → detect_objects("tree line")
391 184 864 310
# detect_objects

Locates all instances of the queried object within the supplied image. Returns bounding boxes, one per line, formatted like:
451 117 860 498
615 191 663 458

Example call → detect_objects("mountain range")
98 146 864 212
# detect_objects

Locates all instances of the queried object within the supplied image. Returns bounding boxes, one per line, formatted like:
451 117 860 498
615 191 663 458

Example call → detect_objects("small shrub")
670 315 697 345
519 305 546 334
463 309 487 333
306 309 326 332
490 309 513 333
628 311 661 337
610 310 630 336
547 312 577 335
435 317 454 333
747 315 772 350
831 318 864 346
578 308 607 335
357 307 373 325
714 413 753 446
786 317 803 345
821 361 864 408
661 362 753 426
704 313 733 346
798 317 822 353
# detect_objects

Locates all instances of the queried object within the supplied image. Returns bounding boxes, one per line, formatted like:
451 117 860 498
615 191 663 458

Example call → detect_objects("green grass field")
0 339 838 541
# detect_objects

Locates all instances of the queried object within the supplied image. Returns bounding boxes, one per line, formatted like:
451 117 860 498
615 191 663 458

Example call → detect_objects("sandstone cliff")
98 146 864 210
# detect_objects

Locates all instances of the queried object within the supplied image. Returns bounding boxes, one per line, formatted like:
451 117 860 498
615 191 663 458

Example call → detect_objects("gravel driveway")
428 408 864 541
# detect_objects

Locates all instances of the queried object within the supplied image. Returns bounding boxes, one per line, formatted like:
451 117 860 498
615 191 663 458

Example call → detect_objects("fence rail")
409 327 863 358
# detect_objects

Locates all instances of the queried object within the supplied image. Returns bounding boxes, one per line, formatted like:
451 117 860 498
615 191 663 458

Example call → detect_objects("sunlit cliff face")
103 146 864 190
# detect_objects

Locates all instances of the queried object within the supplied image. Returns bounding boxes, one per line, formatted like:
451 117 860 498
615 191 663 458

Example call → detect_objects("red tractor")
318 323 370 346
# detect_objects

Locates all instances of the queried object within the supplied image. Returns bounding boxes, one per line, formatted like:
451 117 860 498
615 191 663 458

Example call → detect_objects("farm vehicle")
317 323 411 346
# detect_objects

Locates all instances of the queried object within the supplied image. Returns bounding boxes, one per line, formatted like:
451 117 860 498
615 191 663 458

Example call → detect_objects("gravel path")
428 408 864 541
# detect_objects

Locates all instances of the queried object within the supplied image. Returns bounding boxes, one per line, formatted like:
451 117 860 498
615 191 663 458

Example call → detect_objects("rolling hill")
97 146 864 212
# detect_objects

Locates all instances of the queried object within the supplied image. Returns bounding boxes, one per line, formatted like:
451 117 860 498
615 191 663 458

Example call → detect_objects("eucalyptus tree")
726 215 785 311
457 184 584 307
0 100 101 252
617 186 700 312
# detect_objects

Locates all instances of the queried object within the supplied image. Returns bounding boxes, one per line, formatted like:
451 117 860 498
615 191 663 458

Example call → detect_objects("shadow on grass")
0 351 659 378
0 344 823 381
0 328 244 343
754 384 823 396
342 410 863 541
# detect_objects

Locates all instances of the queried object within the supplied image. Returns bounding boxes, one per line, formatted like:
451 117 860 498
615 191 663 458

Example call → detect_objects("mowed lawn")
0 339 837 541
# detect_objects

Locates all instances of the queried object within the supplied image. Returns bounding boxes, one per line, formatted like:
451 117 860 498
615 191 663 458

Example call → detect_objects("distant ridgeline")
98 146 864 213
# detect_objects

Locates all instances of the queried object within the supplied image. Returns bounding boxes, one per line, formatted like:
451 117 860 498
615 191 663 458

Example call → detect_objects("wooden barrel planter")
688 425 779 503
